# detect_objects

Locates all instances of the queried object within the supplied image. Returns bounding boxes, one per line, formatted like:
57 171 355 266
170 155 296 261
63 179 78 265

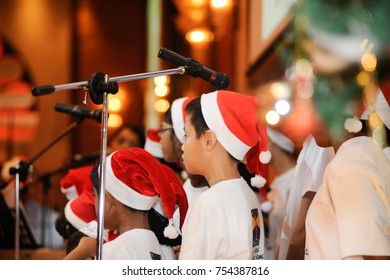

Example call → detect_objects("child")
179 90 270 260
63 147 187 260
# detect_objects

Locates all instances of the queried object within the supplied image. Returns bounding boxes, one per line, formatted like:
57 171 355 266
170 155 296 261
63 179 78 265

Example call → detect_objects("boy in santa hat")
159 97 210 219
179 90 269 260
63 147 187 260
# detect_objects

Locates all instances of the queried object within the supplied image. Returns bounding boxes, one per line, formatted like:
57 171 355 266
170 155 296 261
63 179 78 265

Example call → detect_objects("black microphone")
54 103 102 123
158 47 230 90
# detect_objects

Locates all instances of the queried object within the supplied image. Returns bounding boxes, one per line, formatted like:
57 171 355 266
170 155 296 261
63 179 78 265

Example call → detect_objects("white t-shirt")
383 147 390 162
305 136 390 259
179 177 265 260
278 134 335 259
265 168 294 260
173 178 208 234
102 229 165 260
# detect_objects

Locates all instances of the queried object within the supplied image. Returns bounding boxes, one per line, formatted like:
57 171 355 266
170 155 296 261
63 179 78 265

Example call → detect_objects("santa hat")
60 164 94 201
158 164 188 232
64 191 97 230
201 90 271 188
105 147 181 238
144 128 164 159
267 127 295 154
171 97 194 144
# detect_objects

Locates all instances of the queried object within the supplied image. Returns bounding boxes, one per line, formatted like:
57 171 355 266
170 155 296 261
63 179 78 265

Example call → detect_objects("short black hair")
90 159 100 192
54 214 78 240
66 230 88 254
184 97 209 139
163 106 173 125
148 208 181 247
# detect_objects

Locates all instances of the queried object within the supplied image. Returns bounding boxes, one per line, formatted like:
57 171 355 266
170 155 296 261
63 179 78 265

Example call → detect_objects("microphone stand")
31 67 185 260
7 117 86 259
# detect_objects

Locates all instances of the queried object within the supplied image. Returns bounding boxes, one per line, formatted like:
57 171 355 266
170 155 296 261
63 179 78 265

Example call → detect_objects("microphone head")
211 72 230 90
90 109 102 123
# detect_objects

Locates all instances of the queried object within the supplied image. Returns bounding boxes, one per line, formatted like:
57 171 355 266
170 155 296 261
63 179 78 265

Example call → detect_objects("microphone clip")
87 72 119 105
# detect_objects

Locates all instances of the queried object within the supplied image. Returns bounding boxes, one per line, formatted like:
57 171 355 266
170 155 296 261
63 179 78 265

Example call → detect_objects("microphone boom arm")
32 67 186 100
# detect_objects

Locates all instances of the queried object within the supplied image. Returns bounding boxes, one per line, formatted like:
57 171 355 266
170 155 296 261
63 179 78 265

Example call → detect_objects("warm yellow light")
154 99 170 113
186 29 214 43
361 52 377 72
191 10 205 21
154 85 169 97
265 110 280 125
271 82 291 99
369 112 383 129
108 113 123 128
356 71 370 86
211 0 229 9
191 0 207 7
154 75 169 86
109 97 122 112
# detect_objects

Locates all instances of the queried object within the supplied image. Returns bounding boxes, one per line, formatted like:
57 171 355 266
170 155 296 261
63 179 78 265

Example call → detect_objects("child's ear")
105 192 114 209
205 130 218 150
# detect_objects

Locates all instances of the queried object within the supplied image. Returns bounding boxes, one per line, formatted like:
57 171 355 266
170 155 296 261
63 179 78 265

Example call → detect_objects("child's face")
182 115 205 176
109 127 141 151
159 121 182 163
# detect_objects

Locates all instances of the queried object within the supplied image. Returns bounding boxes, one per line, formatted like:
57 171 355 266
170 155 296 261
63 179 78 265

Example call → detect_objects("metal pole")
14 171 20 260
96 74 109 260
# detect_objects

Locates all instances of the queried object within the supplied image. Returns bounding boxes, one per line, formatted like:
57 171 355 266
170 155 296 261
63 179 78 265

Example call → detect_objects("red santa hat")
171 97 194 144
64 191 97 230
200 90 271 187
144 128 164 159
60 165 94 201
153 164 188 235
105 147 182 238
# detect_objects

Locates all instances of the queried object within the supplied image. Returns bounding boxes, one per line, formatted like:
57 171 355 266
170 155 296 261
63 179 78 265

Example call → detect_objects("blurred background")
0 0 388 259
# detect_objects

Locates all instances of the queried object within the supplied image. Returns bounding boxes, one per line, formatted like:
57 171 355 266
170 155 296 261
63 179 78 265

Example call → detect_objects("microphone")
158 47 230 90
54 103 102 123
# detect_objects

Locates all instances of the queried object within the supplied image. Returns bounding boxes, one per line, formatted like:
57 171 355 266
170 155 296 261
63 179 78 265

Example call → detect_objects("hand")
63 236 97 260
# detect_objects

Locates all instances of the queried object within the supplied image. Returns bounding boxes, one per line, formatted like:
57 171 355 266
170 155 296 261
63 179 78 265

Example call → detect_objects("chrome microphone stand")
31 67 185 260
6 117 89 259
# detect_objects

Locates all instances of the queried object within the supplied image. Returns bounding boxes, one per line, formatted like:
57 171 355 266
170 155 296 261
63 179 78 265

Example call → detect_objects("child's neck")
205 158 241 187
118 211 150 234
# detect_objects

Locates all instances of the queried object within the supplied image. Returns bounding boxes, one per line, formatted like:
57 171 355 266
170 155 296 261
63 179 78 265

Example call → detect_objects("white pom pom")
250 175 266 188
385 220 390 235
181 170 188 180
259 150 271 164
344 117 362 133
261 201 273 213
163 219 179 239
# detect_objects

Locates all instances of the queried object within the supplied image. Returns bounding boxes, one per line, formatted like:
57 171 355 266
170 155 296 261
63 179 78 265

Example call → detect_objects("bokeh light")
265 110 280 125
275 99 291 115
